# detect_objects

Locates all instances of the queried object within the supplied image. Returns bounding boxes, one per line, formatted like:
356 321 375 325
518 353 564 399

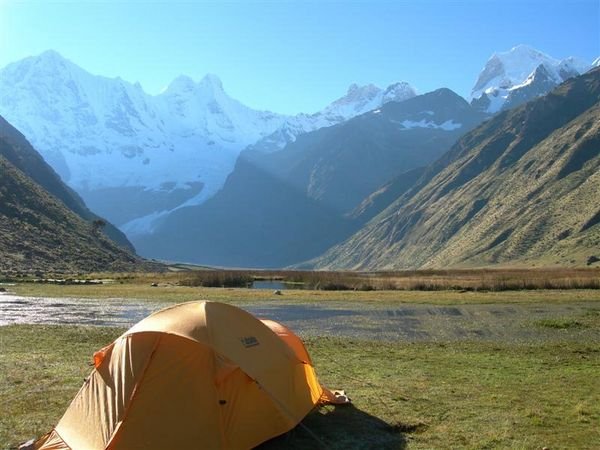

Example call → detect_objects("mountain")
247 88 486 214
248 82 416 153
131 88 486 268
131 157 355 268
471 45 591 113
0 116 153 273
0 50 288 230
0 114 133 250
312 68 600 270
0 51 417 235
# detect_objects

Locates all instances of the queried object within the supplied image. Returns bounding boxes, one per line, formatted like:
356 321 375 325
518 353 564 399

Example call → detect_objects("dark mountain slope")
0 155 147 273
0 115 134 251
346 166 426 226
132 157 355 268
312 68 600 269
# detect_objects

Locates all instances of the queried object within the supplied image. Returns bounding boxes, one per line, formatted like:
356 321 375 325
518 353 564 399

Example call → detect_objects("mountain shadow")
132 155 356 268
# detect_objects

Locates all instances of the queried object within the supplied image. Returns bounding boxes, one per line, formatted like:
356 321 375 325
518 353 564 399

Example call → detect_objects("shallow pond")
1 292 598 342
251 280 304 290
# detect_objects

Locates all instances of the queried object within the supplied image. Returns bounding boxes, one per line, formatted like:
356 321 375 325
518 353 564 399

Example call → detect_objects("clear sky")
0 0 598 114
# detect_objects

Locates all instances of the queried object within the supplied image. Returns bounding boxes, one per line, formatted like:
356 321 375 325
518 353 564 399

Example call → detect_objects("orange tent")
34 301 343 450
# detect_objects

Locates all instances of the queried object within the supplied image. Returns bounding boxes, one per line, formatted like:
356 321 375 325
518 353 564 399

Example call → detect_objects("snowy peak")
326 81 416 116
165 74 196 94
471 45 592 113
323 83 383 118
199 73 224 91
592 57 600 68
1 49 79 86
339 83 380 103
248 80 416 153
31 49 74 70
383 82 417 103
163 73 225 97
558 56 591 76
472 45 559 97
0 50 289 222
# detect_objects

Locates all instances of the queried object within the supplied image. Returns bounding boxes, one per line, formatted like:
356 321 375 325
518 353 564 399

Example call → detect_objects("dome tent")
33 301 344 450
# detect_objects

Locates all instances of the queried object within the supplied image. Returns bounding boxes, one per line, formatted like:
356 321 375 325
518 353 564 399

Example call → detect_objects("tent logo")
240 336 260 348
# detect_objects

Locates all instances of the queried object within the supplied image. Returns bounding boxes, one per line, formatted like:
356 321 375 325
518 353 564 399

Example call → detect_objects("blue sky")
1 0 598 114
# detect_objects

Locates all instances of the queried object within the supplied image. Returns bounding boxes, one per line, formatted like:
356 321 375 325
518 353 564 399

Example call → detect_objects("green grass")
1 325 599 449
535 318 584 329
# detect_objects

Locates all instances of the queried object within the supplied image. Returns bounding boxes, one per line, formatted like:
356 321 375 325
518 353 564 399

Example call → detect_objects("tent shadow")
256 403 410 450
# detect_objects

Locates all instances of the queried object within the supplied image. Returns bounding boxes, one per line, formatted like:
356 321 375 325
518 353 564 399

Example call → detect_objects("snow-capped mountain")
248 81 416 153
123 81 416 236
130 88 487 267
471 45 592 113
0 50 416 235
0 50 289 229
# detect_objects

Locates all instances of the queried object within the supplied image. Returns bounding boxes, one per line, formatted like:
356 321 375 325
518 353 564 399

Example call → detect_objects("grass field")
1 325 599 449
1 271 599 449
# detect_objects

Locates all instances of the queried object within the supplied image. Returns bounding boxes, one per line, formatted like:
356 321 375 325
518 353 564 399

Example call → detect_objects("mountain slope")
132 156 355 268
0 115 133 250
0 156 147 273
247 88 486 214
132 88 486 267
346 166 426 225
313 68 600 269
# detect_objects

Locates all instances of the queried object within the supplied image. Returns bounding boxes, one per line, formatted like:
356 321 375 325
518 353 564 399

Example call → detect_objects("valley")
1 45 597 270
1 4 598 450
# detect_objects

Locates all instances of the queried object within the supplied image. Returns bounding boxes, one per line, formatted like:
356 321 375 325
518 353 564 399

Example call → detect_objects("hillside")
0 117 154 273
132 89 485 267
313 68 600 269
0 157 149 273
0 115 133 250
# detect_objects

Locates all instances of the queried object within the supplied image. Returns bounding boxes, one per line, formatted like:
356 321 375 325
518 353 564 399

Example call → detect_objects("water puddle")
0 294 167 327
1 292 598 342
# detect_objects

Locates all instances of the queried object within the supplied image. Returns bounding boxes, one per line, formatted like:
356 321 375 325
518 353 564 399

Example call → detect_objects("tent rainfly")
32 301 347 450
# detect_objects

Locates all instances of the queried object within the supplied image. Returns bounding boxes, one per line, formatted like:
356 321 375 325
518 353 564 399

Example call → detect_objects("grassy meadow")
6 267 600 308
1 268 599 449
